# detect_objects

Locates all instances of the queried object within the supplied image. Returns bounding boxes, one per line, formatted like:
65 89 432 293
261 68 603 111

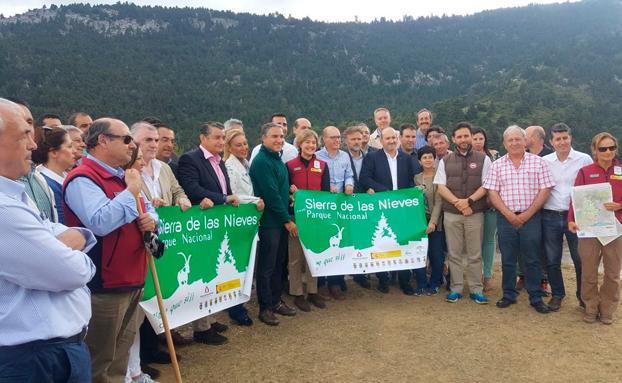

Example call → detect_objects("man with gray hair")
250 122 298 326
482 125 555 314
224 118 244 132
368 107 391 149
63 125 87 162
64 118 159 382
0 98 96 382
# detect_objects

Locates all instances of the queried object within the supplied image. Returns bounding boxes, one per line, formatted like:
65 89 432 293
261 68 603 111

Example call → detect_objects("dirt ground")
155 264 622 383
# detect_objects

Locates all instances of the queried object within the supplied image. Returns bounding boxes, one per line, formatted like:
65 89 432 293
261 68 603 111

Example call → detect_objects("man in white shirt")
368 107 391 149
541 123 593 311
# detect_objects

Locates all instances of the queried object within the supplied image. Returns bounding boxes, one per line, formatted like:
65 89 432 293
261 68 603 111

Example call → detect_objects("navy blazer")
359 149 416 192
177 147 232 205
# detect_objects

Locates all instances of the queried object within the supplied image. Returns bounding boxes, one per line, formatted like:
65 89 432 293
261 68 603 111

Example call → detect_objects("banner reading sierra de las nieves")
294 188 428 277
140 204 261 334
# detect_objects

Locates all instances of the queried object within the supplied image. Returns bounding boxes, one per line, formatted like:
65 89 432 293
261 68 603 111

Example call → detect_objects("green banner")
294 189 428 276
140 204 261 334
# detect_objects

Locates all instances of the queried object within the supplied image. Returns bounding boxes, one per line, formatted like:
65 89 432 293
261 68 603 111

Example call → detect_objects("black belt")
0 327 87 350
542 209 568 216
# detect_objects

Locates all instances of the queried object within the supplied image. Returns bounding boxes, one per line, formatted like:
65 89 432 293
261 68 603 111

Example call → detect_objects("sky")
0 0 577 22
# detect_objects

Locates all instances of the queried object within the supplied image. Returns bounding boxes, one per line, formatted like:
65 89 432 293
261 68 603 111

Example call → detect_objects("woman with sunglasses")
569 132 622 324
32 126 76 223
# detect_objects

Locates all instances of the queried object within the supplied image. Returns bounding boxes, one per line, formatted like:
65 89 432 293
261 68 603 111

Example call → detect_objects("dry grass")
154 265 622 383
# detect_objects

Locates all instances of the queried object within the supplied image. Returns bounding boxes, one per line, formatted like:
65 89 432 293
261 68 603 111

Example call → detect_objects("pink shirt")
199 145 227 195
483 152 555 212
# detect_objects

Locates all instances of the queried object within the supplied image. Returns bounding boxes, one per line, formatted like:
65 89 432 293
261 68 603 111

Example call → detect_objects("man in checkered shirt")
482 125 555 314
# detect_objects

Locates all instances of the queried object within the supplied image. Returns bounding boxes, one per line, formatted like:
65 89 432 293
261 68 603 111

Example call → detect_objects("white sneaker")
134 373 159 383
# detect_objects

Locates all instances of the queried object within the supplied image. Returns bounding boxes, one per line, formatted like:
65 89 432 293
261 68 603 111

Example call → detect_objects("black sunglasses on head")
104 133 133 144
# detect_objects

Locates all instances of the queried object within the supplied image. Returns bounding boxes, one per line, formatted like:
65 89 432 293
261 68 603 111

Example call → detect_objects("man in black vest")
434 122 491 304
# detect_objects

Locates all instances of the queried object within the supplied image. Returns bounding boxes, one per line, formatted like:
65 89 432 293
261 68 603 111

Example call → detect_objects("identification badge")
314 160 321 169
294 167 302 171
614 166 622 176
589 173 600 178
469 163 477 169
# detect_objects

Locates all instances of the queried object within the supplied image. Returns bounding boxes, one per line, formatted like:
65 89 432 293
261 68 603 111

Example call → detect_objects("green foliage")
0 0 621 153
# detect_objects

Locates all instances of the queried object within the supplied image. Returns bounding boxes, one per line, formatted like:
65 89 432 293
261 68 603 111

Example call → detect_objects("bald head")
380 127 399 154
293 118 311 136
525 125 546 151
0 98 37 179
322 125 341 152
86 118 136 168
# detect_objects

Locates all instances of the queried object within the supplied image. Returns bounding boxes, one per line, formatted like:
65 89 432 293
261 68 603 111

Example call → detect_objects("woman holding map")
286 129 331 312
568 132 622 325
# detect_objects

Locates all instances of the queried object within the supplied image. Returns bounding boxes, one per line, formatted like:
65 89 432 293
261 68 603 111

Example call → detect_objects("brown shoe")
317 286 332 301
547 296 562 312
294 295 311 312
259 309 279 326
483 277 493 293
600 316 613 325
274 301 296 316
308 293 326 309
583 313 598 323
170 330 193 346
329 285 345 300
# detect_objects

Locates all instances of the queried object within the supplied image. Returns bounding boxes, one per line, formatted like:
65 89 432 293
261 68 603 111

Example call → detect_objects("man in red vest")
63 118 158 383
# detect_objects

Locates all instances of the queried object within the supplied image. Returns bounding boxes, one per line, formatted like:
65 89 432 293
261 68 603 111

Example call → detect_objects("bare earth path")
155 265 622 383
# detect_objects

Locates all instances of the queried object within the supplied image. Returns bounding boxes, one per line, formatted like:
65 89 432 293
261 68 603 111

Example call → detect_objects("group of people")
1 97 621 383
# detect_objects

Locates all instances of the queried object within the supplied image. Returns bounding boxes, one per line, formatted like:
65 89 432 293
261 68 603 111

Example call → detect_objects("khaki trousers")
444 212 485 294
288 236 317 296
87 289 142 383
578 236 622 319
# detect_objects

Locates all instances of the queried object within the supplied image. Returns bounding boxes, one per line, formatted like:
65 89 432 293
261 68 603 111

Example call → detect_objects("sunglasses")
104 133 133 144
597 145 617 153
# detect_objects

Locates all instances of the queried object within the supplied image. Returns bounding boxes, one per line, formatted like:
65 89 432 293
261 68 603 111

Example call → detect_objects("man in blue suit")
359 127 417 295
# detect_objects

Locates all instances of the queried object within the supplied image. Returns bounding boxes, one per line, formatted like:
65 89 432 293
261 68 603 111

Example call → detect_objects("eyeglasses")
597 145 617 153
104 133 133 144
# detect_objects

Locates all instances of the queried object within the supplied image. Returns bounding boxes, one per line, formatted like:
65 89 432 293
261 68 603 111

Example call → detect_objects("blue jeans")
0 339 91 382
542 210 582 299
427 230 446 289
497 212 544 304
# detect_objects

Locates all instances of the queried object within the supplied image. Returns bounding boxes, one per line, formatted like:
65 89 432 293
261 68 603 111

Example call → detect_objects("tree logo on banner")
216 232 239 276
371 213 399 248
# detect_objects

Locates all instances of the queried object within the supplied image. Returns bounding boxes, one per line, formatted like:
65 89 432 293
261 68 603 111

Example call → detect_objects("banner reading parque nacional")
140 204 261 334
294 188 428 277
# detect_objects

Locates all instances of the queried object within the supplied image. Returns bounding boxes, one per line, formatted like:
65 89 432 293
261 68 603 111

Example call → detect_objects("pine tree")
371 213 398 247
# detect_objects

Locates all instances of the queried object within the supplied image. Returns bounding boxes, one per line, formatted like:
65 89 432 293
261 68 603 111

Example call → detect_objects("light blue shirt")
0 176 97 346
316 148 354 192
64 155 158 237
415 128 427 150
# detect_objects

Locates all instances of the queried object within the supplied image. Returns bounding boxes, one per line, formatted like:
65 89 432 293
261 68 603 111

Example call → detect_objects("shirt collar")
0 175 27 201
86 154 125 178
384 149 398 159
319 147 339 159
200 145 221 163
38 165 65 185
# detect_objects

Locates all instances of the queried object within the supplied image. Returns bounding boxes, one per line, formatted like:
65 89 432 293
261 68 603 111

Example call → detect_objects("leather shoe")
308 293 326 309
140 363 161 380
259 309 279 326
159 330 193 347
232 314 253 326
353 276 371 289
496 297 517 308
193 328 228 345
211 321 228 333
329 285 345 300
143 351 173 364
294 295 311 312
377 282 389 294
547 296 563 312
402 285 415 296
531 301 551 314
274 301 296 316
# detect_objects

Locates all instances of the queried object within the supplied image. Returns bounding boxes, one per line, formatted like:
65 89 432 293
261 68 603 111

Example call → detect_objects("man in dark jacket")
359 127 416 295
250 122 298 326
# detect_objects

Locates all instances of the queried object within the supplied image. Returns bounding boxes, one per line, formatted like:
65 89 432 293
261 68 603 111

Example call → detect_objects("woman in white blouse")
224 129 263 208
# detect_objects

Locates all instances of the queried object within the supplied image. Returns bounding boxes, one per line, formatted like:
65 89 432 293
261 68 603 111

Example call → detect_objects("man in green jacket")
250 122 299 326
